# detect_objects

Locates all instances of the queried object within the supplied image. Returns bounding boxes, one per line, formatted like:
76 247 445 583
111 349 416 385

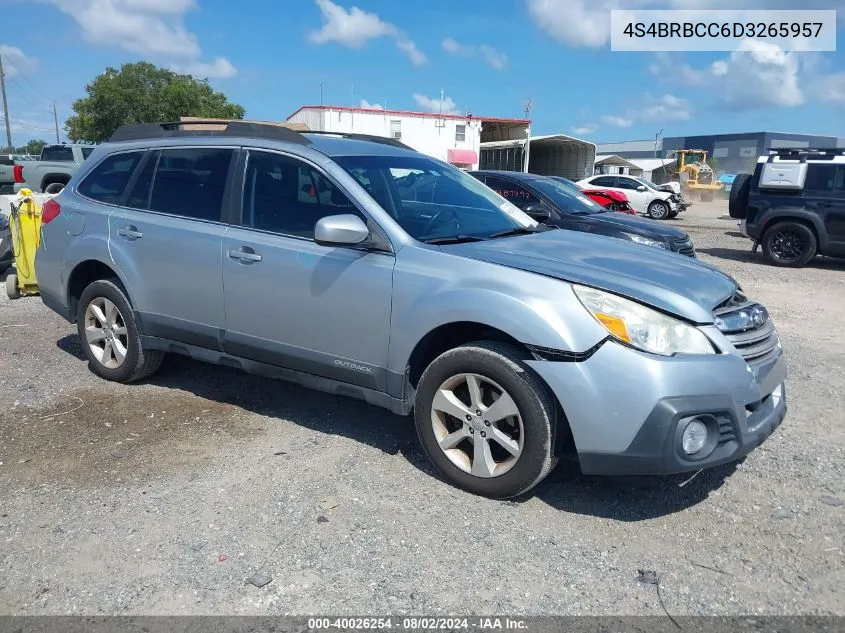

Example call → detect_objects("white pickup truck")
13 144 95 193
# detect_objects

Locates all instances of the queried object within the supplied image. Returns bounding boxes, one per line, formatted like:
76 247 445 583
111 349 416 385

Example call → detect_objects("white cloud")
478 45 508 71
441 37 470 56
396 38 427 66
176 57 238 80
441 37 508 70
42 0 236 78
572 124 598 135
0 45 39 78
639 93 694 122
649 40 805 110
814 72 845 106
359 99 384 109
601 115 633 128
309 0 426 65
413 93 459 115
601 93 692 128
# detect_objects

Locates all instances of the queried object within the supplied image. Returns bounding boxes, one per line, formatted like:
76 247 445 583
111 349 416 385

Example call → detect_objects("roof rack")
110 120 311 144
765 147 845 163
304 130 413 151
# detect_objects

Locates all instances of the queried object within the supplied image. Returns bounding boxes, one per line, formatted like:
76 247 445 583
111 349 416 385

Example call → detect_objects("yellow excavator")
665 149 723 201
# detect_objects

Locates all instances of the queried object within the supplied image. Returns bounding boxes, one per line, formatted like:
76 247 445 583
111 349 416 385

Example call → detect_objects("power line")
1 54 53 103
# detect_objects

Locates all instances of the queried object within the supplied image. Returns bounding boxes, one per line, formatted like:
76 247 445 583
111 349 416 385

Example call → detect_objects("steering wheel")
422 208 461 237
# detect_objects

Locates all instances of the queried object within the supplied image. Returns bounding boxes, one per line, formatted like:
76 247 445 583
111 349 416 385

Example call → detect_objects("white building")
286 105 530 170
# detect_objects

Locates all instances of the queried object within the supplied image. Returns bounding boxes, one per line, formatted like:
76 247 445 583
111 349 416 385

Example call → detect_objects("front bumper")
527 339 787 475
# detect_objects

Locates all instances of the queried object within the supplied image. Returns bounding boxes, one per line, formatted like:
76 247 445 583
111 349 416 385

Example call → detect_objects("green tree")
65 62 245 143
15 139 48 155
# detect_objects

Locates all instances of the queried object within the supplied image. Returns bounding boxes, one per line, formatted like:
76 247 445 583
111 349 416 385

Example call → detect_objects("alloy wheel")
770 229 805 263
84 297 129 369
430 373 524 478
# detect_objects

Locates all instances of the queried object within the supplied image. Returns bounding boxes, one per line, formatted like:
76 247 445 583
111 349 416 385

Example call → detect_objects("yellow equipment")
667 149 723 201
6 188 42 299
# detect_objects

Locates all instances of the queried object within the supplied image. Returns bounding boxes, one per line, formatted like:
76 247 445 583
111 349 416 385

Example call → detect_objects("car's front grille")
671 237 696 257
715 302 780 364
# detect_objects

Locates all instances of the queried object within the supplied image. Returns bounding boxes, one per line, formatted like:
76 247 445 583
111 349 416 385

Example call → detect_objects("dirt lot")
0 199 843 616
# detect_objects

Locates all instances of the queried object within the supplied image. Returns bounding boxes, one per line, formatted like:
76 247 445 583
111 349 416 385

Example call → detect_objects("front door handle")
228 247 262 263
117 226 143 240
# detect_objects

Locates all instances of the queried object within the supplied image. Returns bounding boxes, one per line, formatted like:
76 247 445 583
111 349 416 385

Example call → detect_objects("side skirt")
140 335 412 416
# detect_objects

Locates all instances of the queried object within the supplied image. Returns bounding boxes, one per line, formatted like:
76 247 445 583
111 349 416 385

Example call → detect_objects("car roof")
302 133 420 158
470 170 548 181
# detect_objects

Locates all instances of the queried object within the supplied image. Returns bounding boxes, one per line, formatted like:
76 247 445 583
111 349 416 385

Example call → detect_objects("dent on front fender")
387 247 608 373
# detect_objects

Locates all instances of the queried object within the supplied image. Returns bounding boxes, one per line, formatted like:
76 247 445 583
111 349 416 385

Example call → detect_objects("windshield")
530 177 606 215
549 176 582 191
335 155 537 242
637 178 662 191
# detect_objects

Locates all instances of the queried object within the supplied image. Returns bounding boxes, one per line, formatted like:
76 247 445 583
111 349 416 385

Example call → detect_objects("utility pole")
52 101 60 143
523 98 533 173
0 53 13 153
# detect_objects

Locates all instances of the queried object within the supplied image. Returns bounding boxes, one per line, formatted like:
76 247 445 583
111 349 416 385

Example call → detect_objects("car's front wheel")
414 341 558 498
761 221 817 268
76 279 164 382
648 200 670 220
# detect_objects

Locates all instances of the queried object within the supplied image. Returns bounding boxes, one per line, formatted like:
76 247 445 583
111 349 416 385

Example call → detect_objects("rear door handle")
117 226 143 240
228 247 262 263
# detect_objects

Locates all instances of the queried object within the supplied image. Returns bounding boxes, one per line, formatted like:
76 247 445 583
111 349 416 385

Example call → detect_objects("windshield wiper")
487 227 540 239
424 234 489 245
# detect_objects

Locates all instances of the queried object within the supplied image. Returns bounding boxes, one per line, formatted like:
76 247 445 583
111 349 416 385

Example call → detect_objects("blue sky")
1 0 843 147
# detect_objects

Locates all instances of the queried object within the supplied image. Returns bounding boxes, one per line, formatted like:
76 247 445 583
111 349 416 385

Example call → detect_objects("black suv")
730 148 845 267
470 170 695 256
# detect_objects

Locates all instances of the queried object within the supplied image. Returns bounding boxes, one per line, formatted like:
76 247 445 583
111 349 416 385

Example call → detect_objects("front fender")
388 247 608 373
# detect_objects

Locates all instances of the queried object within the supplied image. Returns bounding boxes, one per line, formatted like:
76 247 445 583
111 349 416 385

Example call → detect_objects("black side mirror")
523 203 551 221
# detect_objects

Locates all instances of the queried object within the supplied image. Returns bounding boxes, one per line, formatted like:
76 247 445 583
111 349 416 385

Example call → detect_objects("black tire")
647 200 670 220
414 341 558 499
729 174 752 219
44 183 65 194
76 279 164 382
667 210 679 219
5 272 20 299
761 221 817 268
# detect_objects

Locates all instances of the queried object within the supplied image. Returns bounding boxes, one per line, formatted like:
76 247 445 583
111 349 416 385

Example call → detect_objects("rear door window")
615 177 641 191
77 151 144 204
146 148 234 222
81 147 94 160
591 176 617 187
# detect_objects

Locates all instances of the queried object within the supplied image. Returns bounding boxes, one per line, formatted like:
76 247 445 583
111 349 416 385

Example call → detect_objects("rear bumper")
527 339 787 475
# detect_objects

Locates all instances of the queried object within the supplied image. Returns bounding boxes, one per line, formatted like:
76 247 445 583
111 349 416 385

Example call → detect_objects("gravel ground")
0 199 843 616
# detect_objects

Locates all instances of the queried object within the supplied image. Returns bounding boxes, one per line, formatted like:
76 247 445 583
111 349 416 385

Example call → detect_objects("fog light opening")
682 419 708 455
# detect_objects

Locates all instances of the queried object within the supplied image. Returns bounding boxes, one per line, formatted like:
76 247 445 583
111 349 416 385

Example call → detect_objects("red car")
550 176 637 215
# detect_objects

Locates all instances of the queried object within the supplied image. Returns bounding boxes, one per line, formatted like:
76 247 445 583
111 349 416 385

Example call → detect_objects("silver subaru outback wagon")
35 121 787 498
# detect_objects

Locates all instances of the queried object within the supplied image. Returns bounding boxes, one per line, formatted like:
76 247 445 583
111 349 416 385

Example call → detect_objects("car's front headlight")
623 233 669 249
573 285 715 356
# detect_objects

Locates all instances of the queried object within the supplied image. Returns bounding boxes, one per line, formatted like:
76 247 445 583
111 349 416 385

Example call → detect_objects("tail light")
41 198 61 224
13 165 24 183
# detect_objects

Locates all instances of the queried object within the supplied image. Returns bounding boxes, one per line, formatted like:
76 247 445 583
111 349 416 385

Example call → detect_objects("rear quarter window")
76 152 145 204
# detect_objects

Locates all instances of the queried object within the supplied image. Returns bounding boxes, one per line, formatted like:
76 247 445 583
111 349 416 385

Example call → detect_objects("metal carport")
479 134 596 180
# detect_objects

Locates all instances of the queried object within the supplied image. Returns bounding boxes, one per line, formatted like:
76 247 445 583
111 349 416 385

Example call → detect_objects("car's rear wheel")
647 200 670 220
77 279 164 382
414 341 557 499
761 222 817 268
